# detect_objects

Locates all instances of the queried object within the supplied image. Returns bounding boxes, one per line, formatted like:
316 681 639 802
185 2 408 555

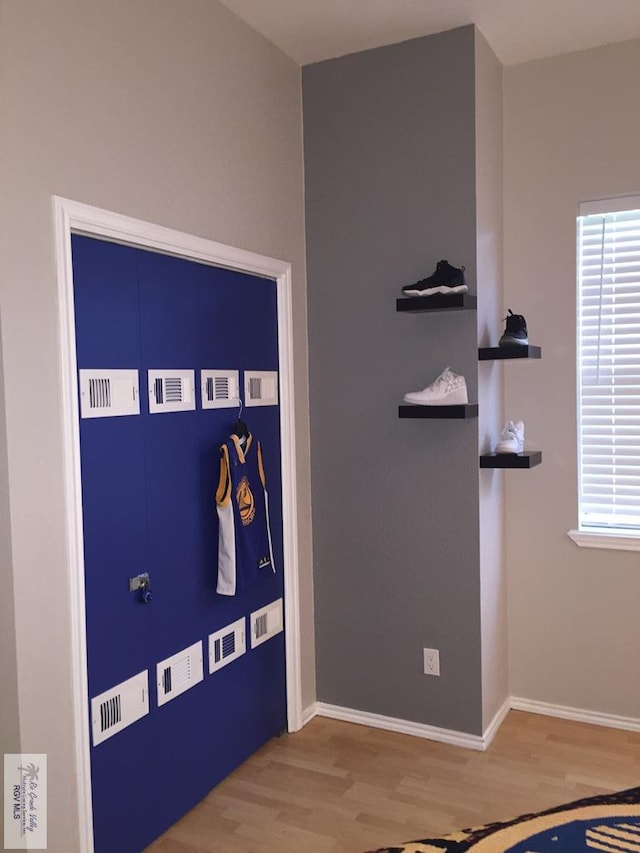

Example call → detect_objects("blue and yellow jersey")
216 433 275 595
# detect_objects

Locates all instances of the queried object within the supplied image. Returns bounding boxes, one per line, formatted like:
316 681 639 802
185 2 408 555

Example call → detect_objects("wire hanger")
233 398 249 445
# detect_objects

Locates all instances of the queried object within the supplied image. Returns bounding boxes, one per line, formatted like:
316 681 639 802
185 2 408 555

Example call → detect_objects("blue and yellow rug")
366 786 640 852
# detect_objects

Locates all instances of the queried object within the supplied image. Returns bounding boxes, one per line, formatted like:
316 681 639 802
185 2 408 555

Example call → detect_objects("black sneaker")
499 309 528 346
401 260 468 297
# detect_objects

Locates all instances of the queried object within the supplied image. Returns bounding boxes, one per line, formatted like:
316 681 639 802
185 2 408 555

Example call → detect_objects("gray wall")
304 26 483 734
0 317 21 844
0 2 311 850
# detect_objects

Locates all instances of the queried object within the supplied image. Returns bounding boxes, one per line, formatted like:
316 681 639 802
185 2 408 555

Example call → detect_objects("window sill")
567 529 640 552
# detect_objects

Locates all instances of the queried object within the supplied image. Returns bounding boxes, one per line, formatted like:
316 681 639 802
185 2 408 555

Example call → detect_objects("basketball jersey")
215 433 275 596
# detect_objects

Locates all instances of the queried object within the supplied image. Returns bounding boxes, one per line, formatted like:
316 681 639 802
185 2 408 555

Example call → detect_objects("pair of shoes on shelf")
401 266 530 348
401 264 469 404
401 260 468 297
403 366 468 406
403 369 525 452
496 309 526 453
403 371 526 455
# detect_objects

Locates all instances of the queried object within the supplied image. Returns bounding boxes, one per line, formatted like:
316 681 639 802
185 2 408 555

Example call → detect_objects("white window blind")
577 196 640 532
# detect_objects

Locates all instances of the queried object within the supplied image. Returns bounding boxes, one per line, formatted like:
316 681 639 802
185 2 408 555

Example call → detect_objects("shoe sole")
403 390 469 406
495 446 523 454
498 335 528 346
402 284 468 297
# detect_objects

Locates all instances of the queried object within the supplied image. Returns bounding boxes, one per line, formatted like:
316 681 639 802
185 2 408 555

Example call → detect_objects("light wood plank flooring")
146 710 640 853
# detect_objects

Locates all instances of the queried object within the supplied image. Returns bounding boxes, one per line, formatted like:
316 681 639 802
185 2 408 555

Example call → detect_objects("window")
576 195 640 540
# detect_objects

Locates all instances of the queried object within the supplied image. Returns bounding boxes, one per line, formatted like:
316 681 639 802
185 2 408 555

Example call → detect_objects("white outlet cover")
423 648 440 677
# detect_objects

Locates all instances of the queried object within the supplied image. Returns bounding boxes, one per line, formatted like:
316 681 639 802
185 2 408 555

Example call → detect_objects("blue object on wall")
73 234 286 853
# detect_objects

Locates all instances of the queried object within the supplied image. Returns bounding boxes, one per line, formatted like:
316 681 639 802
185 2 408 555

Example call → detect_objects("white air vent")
91 670 149 746
201 370 240 410
244 371 278 407
156 641 203 706
208 617 246 674
79 369 140 419
250 598 283 649
148 369 195 414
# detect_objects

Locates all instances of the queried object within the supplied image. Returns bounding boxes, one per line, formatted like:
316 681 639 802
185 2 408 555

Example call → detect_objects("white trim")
54 198 95 853
579 194 640 217
54 197 291 279
301 702 318 727
567 529 640 552
53 196 303 853
292 695 640 746
277 261 304 731
482 698 511 749
315 703 490 751
510 697 640 733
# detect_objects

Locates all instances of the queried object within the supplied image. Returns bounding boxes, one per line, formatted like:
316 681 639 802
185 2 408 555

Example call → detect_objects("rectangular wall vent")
79 369 140 419
156 641 203 706
244 371 278 407
250 598 283 649
90 670 149 746
201 370 240 410
255 613 268 638
208 617 246 674
148 369 196 414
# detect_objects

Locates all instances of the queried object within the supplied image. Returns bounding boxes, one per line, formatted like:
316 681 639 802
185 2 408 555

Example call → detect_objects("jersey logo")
236 476 256 526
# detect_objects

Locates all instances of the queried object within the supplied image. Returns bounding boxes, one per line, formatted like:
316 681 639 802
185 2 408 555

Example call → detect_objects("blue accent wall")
73 235 286 853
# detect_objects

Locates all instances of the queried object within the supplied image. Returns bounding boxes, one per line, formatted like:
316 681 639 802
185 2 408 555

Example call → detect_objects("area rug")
365 786 640 852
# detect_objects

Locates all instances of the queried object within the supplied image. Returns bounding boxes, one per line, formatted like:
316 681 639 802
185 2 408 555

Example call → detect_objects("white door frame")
53 196 303 853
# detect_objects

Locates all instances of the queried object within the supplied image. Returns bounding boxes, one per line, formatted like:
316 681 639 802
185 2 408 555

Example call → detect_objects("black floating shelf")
397 293 477 313
478 345 541 360
399 403 479 419
480 451 542 469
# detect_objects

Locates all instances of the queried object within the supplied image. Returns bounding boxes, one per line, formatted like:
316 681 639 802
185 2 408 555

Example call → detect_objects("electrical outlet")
423 648 440 676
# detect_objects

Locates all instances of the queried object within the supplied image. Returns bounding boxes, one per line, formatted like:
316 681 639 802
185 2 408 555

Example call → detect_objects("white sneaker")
495 420 524 453
403 367 468 406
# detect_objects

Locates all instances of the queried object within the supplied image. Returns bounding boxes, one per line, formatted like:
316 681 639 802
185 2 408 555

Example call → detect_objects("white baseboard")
299 695 640 750
510 696 640 732
301 702 318 727
483 698 511 748
314 702 491 751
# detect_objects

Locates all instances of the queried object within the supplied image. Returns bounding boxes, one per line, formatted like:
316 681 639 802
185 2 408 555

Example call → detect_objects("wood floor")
146 710 640 853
